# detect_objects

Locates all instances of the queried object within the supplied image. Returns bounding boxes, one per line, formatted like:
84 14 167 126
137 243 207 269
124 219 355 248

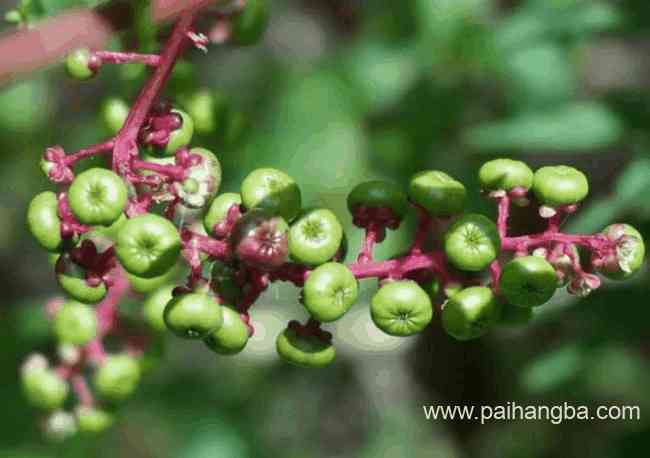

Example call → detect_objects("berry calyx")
27 191 63 252
240 168 302 222
115 214 182 278
444 213 500 271
203 306 249 355
68 168 128 226
230 209 289 270
203 192 242 235
288 208 343 266
53 300 98 346
596 224 646 280
303 262 358 322
163 291 223 339
408 170 466 216
347 180 408 228
532 165 589 208
370 280 433 336
276 326 336 368
478 158 534 192
442 286 501 341
500 256 558 307
164 109 194 156
65 48 99 80
93 354 141 402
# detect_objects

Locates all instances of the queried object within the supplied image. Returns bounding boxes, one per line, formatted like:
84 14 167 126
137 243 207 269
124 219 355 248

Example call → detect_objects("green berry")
76 407 113 434
143 285 175 332
101 98 129 134
532 165 589 207
289 208 343 266
115 214 182 278
478 159 534 192
240 168 302 222
182 89 229 135
408 170 466 216
444 213 500 272
500 256 557 307
597 224 646 280
68 168 128 226
22 368 68 410
164 109 194 156
27 191 63 252
442 286 501 341
303 262 358 322
56 255 107 304
127 263 180 294
94 354 141 402
203 306 249 355
370 280 433 336
175 148 222 208
53 301 97 346
276 327 335 368
163 292 223 339
231 0 269 46
65 48 97 80
346 180 408 220
203 192 242 234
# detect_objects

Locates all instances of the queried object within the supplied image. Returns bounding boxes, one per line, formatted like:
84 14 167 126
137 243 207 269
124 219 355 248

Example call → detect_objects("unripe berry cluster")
20 1 646 439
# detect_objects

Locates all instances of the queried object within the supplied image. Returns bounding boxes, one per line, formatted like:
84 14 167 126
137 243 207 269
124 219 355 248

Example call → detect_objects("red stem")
64 139 115 166
94 51 161 66
132 159 186 181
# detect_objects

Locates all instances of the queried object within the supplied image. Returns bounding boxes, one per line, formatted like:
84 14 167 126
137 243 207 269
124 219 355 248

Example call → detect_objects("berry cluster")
20 1 645 440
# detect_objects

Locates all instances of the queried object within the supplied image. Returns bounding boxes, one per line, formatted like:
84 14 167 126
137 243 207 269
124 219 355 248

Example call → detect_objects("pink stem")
496 194 510 239
502 233 610 252
357 224 380 263
112 11 197 176
132 159 186 181
64 139 115 166
489 260 502 293
94 50 161 66
410 205 431 254
71 374 94 406
348 251 454 285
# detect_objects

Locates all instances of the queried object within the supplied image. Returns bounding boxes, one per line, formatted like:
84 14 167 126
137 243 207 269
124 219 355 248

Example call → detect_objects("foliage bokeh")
1 0 649 456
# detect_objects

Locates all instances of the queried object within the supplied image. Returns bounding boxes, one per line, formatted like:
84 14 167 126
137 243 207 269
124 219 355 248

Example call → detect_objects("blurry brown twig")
0 0 218 85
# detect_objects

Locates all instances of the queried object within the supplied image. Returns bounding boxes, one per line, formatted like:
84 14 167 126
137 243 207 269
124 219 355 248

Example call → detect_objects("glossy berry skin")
56 255 107 304
532 165 589 207
68 168 128 226
211 261 244 305
93 354 141 402
231 0 269 46
53 301 98 346
22 368 68 410
115 214 182 278
164 109 194 156
444 213 500 272
163 292 223 339
240 168 302 222
442 286 501 341
203 306 249 355
478 159 534 192
27 191 63 252
102 98 129 134
182 89 229 135
347 181 408 221
231 209 289 270
370 280 433 336
500 256 557 307
143 285 175 332
303 262 358 322
203 192 241 235
65 48 97 80
408 170 466 216
127 263 180 294
276 327 335 368
76 407 114 434
289 208 343 266
597 224 646 280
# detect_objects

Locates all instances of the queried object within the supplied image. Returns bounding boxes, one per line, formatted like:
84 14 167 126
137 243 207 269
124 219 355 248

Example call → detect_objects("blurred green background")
1 0 650 456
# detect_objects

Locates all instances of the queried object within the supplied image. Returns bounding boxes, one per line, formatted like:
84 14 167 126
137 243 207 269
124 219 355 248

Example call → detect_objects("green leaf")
464 102 623 152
